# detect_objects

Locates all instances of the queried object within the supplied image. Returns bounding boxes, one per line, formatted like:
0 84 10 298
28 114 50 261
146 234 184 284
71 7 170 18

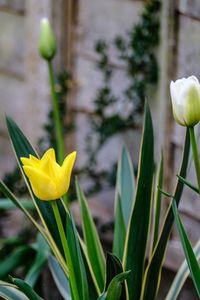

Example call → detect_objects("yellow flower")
21 148 76 201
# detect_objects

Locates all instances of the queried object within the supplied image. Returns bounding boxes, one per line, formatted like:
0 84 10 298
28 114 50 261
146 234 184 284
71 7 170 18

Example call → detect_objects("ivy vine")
84 0 161 193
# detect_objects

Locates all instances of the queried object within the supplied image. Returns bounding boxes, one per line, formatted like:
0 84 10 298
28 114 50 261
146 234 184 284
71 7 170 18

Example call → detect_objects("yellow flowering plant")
1 17 200 300
21 148 76 201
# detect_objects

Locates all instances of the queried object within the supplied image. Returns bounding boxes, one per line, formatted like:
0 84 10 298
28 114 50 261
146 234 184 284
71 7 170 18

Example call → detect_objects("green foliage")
2 102 198 300
172 200 200 297
123 104 154 300
84 0 161 192
166 239 200 300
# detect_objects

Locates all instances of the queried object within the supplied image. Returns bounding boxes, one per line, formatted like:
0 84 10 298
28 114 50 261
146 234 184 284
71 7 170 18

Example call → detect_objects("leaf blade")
141 129 190 300
172 200 200 297
123 103 154 300
75 179 105 292
166 238 200 300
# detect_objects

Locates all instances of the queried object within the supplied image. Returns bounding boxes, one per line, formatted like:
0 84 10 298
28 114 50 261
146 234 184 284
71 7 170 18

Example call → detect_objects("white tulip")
170 76 200 126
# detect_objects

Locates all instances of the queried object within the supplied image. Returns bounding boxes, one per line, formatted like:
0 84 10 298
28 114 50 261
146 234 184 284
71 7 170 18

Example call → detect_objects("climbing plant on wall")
84 0 161 193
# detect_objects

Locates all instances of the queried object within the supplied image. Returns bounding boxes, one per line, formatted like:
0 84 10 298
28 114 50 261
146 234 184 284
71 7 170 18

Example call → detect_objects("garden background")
0 0 200 298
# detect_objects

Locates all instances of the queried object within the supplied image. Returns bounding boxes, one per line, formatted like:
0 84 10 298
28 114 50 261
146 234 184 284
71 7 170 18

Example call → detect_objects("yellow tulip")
21 148 76 201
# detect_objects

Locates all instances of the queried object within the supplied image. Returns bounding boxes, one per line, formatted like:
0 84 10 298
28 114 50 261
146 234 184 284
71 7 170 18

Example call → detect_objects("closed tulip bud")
21 148 76 201
170 76 200 127
39 18 57 61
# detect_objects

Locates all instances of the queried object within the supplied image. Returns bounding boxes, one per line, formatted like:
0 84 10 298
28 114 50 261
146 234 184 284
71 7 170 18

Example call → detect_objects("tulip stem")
51 201 68 262
48 62 69 204
189 126 200 191
48 61 64 165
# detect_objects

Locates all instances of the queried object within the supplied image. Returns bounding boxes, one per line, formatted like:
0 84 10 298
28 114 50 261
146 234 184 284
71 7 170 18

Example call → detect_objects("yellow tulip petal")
59 151 77 194
40 157 60 181
20 148 76 201
23 166 58 200
21 157 35 167
41 148 56 161
21 155 40 168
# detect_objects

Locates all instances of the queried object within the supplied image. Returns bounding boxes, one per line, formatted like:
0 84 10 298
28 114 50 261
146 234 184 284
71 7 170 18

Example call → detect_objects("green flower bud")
39 18 57 61
170 76 200 127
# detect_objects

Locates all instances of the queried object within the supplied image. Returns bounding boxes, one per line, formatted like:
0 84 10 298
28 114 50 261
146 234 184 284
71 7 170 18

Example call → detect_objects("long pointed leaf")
105 271 130 300
172 200 200 297
0 198 35 210
65 211 89 300
117 146 135 228
0 246 34 278
177 175 199 194
75 179 105 292
112 194 126 260
10 277 44 300
105 253 126 300
152 153 164 250
123 103 154 300
6 117 65 256
0 281 28 300
141 129 190 300
166 239 200 300
48 255 71 300
25 234 49 287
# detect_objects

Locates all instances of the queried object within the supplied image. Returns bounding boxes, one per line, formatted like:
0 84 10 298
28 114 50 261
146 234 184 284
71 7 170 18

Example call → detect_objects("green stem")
51 201 68 262
51 201 80 300
189 127 200 191
48 61 64 164
48 62 69 204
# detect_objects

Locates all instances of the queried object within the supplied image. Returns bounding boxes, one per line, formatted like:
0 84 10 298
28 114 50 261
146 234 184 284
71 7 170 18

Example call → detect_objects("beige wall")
0 0 53 177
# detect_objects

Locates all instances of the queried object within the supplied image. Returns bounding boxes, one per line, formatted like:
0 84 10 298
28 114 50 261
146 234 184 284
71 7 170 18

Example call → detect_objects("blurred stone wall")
74 0 145 189
0 0 52 177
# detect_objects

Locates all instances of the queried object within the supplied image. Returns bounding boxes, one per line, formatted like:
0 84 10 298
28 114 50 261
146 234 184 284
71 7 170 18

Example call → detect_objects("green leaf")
0 199 35 210
117 146 135 228
177 175 199 194
48 255 71 300
106 271 130 300
6 116 65 256
141 129 190 300
65 211 89 300
172 200 200 297
25 234 49 287
112 194 126 260
76 179 105 292
0 246 34 279
0 181 44 236
152 153 164 250
113 147 135 260
97 293 107 300
0 280 28 300
166 238 200 300
9 277 44 300
105 253 126 300
123 103 154 300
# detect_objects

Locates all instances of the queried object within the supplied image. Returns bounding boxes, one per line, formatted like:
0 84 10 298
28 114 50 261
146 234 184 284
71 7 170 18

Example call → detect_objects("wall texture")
0 0 52 177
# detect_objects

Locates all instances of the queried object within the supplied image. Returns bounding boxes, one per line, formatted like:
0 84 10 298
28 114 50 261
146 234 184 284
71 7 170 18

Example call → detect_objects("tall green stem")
189 126 200 191
48 61 69 204
48 61 64 164
51 201 68 262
